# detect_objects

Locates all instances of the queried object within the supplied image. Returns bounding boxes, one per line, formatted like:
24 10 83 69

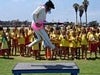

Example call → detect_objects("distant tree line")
88 21 99 26
0 20 31 27
0 20 99 27
0 20 75 27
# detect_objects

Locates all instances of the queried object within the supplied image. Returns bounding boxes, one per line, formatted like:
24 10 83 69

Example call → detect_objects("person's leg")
39 29 55 50
42 40 48 48
27 31 42 47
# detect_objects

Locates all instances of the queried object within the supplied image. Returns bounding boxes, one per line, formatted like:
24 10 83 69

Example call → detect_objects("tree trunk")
85 11 87 26
76 12 78 25
80 17 82 25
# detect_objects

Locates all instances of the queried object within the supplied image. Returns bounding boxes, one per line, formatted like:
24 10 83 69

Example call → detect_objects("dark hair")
0 25 3 31
45 0 55 9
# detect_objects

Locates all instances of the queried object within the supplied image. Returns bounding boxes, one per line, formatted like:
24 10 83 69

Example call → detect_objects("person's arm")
32 6 45 23
32 6 45 27
32 6 41 23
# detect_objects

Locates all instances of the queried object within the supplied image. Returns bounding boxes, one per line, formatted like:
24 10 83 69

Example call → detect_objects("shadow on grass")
87 57 96 60
12 55 19 56
0 56 14 60
96 57 100 59
81 73 100 75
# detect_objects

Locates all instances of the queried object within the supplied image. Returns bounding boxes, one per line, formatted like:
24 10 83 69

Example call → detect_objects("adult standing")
27 0 56 50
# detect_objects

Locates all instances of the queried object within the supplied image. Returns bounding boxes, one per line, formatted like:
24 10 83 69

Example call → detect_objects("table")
12 62 80 75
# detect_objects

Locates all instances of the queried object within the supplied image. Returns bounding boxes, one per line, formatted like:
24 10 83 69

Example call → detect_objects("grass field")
0 55 100 75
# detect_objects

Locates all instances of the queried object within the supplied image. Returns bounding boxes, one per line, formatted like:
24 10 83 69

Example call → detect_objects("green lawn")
0 56 100 75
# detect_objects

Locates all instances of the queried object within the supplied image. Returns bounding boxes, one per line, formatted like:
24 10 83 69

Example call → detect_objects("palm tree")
83 0 89 26
79 5 84 25
73 3 79 25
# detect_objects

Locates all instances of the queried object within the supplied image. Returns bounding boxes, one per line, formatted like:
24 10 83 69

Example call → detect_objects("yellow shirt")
60 38 69 47
77 40 81 47
0 35 2 43
96 33 99 41
18 35 25 44
28 29 33 42
87 32 91 39
88 33 94 41
32 44 39 50
32 38 39 50
81 34 88 45
59 34 69 47
51 33 60 45
69 36 76 48
88 33 98 43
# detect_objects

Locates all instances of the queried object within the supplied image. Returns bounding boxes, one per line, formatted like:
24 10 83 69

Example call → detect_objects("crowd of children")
0 24 100 60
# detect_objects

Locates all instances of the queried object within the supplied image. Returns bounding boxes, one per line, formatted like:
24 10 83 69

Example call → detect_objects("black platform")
12 62 80 75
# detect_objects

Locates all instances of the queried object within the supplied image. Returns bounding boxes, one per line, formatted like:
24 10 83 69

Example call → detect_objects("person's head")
0 25 3 31
44 0 55 13
0 25 3 35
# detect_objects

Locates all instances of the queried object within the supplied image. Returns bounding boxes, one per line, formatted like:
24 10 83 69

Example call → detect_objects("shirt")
32 5 46 23
31 5 46 31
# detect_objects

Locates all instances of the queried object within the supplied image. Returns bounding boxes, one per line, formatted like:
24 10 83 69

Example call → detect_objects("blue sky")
0 0 100 23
